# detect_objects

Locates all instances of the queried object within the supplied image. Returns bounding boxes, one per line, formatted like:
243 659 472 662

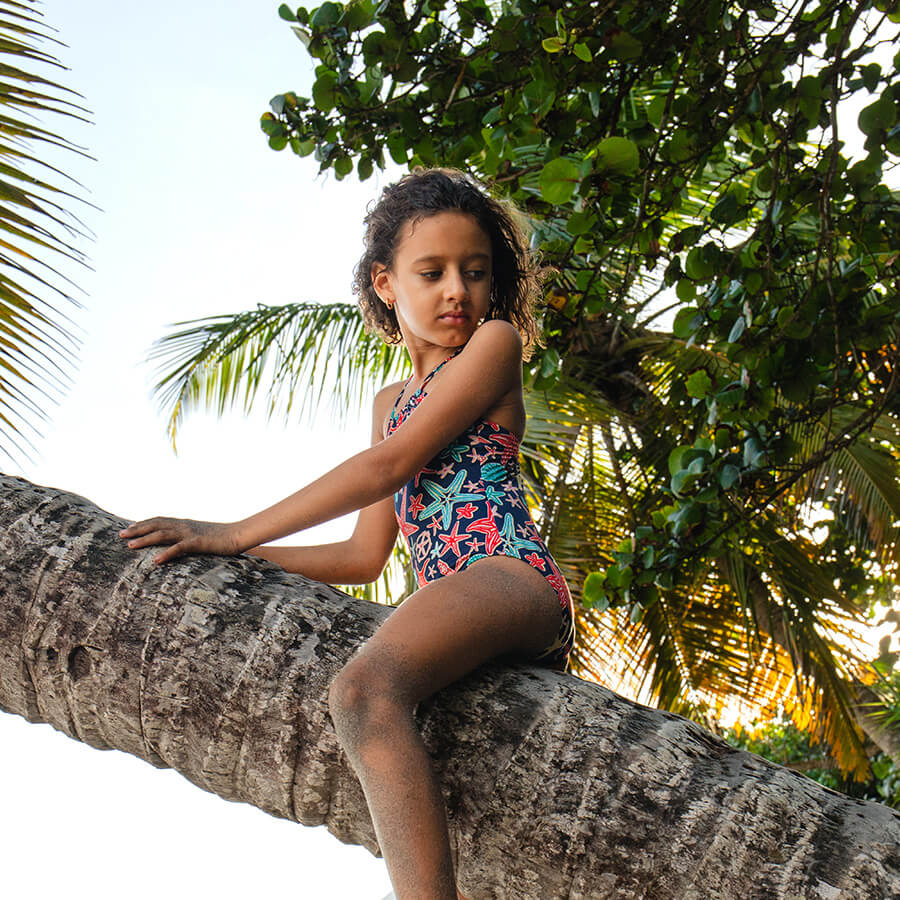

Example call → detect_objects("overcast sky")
5 1 394 896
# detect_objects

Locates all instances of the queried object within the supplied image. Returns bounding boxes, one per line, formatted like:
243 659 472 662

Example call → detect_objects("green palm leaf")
0 0 92 462
151 302 407 447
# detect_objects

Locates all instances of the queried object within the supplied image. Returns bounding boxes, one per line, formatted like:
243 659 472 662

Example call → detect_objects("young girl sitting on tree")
120 168 575 900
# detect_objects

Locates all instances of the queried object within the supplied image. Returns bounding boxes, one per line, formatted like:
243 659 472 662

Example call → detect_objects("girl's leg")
328 556 562 900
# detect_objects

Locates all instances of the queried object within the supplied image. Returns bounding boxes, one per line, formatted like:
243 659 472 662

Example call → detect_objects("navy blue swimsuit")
386 349 575 670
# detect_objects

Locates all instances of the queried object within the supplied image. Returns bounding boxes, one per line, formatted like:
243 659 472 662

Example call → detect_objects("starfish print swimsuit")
387 348 575 670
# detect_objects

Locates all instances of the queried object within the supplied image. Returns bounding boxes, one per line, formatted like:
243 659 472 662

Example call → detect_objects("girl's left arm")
124 321 522 563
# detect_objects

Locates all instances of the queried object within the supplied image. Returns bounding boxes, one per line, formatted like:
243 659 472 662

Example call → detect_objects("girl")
120 168 575 900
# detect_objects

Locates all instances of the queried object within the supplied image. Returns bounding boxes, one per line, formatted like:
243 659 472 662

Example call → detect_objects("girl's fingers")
119 518 220 563
125 530 171 549
153 543 186 565
120 519 164 538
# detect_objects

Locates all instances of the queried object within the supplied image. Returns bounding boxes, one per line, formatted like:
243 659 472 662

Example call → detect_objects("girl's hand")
119 518 241 565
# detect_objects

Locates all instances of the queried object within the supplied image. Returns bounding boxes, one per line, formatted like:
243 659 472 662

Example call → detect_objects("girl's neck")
407 342 467 380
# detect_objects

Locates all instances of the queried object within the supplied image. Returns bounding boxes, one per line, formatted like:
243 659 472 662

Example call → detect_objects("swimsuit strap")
389 345 464 415
419 345 464 391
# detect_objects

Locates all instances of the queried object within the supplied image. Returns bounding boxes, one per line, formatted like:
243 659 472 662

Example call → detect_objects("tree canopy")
153 0 900 778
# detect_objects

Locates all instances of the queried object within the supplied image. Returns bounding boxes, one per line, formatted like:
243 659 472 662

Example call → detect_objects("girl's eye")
466 270 486 280
420 271 441 280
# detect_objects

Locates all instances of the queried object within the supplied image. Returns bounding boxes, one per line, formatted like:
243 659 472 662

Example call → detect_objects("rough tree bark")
2 474 899 900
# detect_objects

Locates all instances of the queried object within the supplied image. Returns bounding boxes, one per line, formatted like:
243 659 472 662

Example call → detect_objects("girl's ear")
371 263 394 308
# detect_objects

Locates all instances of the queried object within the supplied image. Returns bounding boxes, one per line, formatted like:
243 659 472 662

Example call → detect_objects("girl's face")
372 211 493 352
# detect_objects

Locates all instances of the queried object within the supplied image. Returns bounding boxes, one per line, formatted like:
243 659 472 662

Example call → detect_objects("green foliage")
151 302 408 445
0 1 92 463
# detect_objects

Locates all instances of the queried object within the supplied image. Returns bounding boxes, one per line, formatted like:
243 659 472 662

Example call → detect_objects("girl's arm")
122 382 403 575
246 385 401 582
122 321 522 564
246 498 398 583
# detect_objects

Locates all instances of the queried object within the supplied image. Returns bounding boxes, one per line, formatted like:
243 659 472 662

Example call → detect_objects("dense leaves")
155 0 900 776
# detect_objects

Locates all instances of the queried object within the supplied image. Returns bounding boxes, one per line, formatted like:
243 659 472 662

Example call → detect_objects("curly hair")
352 168 542 357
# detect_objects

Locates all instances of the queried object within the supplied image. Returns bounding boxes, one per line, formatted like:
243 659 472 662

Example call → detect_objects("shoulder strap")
390 345 465 417
389 375 413 415
419 345 465 393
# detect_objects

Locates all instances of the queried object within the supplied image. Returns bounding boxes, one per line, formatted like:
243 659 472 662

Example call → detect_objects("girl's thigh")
352 556 562 705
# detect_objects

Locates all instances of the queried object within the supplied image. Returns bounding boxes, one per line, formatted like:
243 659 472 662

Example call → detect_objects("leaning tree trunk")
2 475 899 900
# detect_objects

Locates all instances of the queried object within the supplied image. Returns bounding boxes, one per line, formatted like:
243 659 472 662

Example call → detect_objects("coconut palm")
0 0 91 464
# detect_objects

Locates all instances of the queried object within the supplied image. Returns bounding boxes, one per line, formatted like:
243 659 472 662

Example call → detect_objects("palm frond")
792 411 900 566
150 302 407 446
0 0 92 462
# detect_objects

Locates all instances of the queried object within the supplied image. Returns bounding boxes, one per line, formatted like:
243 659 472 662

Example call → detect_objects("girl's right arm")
121 383 402 583
246 491 397 583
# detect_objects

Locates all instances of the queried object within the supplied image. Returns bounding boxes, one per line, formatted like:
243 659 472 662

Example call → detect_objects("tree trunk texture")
2 474 899 900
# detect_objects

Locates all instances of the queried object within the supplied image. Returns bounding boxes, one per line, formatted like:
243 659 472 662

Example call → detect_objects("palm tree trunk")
2 474 898 900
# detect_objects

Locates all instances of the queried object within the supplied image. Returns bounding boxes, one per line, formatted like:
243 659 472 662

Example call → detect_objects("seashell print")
480 462 507 482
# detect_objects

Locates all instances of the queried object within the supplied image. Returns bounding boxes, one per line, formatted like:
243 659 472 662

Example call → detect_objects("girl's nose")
443 267 468 300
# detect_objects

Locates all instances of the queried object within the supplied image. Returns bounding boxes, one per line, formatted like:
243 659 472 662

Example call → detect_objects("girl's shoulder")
470 318 522 350
375 378 407 405
462 319 524 371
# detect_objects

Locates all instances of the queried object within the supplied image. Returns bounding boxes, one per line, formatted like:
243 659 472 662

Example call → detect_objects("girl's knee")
328 655 406 727
328 659 416 771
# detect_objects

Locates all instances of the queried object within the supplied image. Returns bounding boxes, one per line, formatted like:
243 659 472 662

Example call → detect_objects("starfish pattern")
437 520 470 557
497 512 540 558
441 441 469 463
418 469 483 529
545 573 570 607
466 503 502 555
413 464 439 488
436 551 474 576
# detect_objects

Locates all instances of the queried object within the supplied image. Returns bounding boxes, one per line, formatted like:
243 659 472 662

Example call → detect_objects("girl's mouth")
440 312 468 322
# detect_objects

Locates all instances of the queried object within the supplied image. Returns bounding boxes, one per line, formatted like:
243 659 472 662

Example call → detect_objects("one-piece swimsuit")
386 348 575 670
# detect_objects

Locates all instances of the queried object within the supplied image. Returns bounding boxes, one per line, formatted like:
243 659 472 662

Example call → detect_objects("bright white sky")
4 1 394 896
